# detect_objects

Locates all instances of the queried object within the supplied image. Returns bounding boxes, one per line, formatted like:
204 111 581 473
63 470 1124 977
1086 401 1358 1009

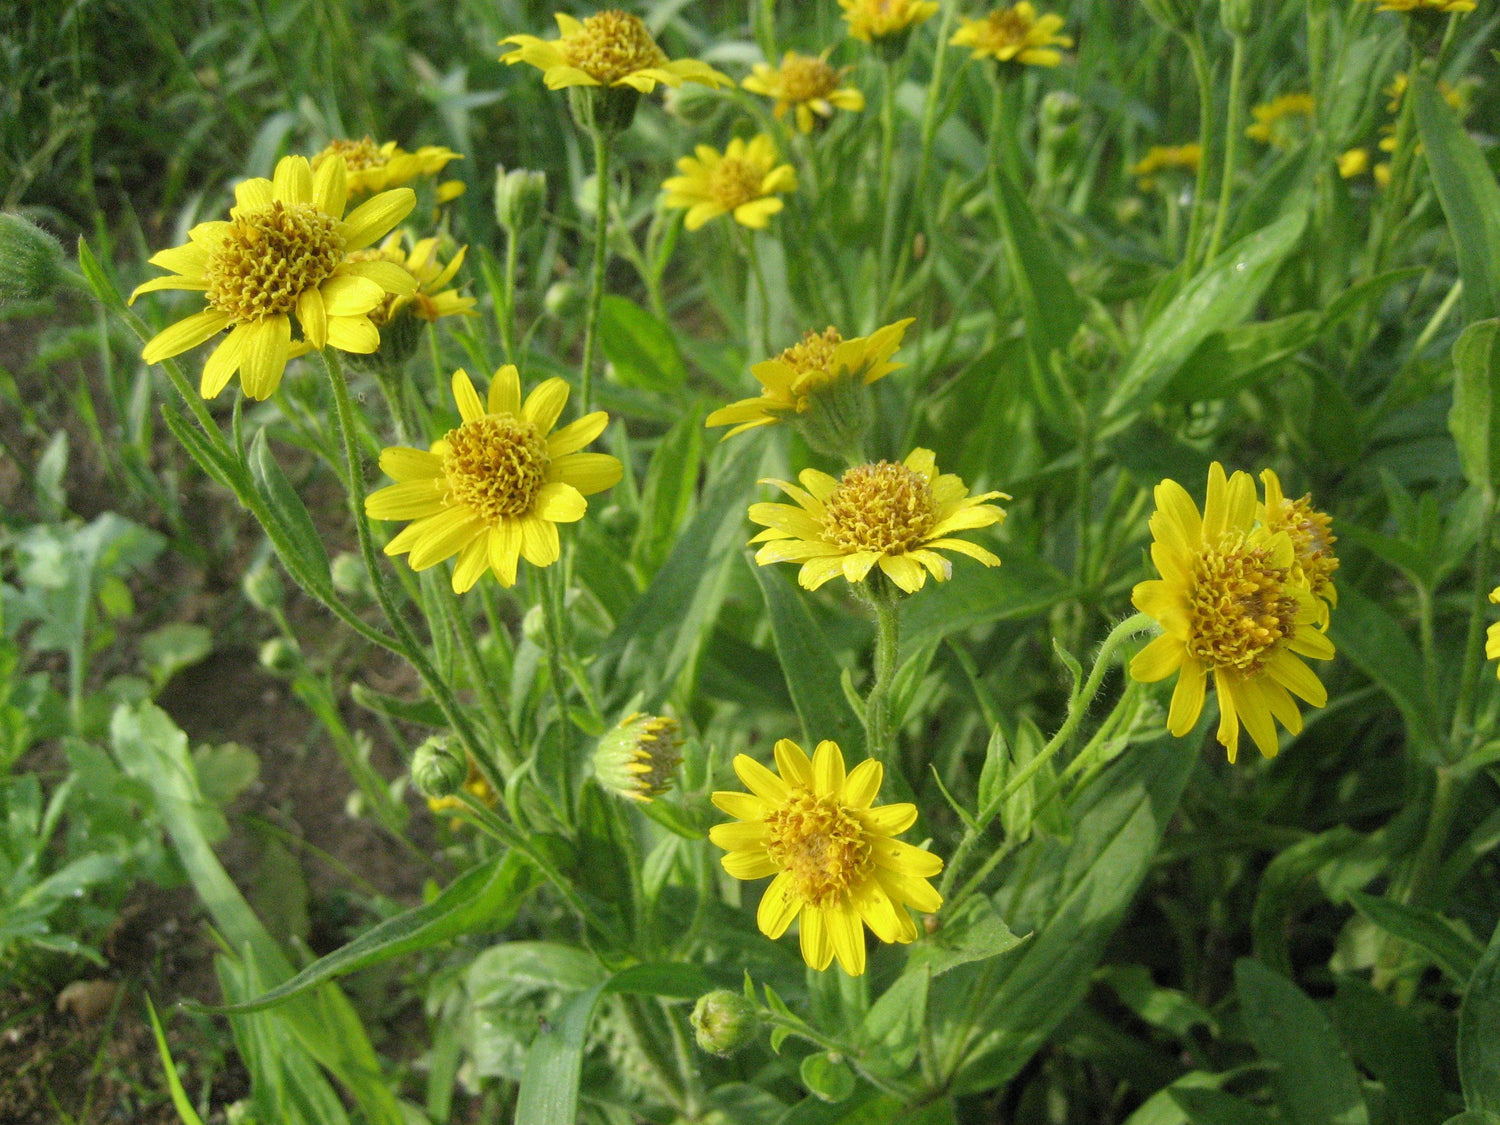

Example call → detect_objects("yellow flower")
1131 143 1201 190
1487 587 1500 680
661 134 797 231
1258 470 1338 626
839 0 940 42
749 449 1008 594
130 154 416 400
1385 73 1471 115
1374 162 1392 188
353 234 476 327
501 10 730 93
366 367 623 593
950 3 1073 68
1129 463 1336 763
1363 0 1475 11
1337 148 1371 178
311 137 463 200
1245 93 1315 148
710 738 942 975
742 50 866 134
427 756 499 828
706 319 914 439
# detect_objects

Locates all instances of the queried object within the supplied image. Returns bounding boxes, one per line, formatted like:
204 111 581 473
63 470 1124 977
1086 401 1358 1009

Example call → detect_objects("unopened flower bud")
258 637 301 677
0 212 64 307
593 713 683 802
691 990 759 1056
495 166 547 234
331 551 371 598
1139 0 1197 35
241 562 283 612
1219 0 1252 37
411 736 467 799
521 604 547 646
544 278 584 318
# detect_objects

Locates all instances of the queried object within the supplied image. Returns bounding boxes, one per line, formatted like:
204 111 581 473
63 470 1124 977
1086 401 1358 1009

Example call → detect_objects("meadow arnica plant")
1131 144 1201 191
311 137 463 199
1245 93 1315 147
1129 463 1336 762
355 234 476 327
501 10 730 93
131 154 416 399
710 738 942 975
1258 469 1339 627
950 3 1073 68
742 50 866 134
593 713 684 802
749 449 1008 594
839 0 940 43
661 135 797 231
706 319 914 439
366 366 622 592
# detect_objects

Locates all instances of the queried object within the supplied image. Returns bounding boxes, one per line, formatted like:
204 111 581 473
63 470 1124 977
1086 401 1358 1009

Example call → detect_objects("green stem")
758 1013 916 1101
1183 30 1215 269
579 129 612 416
864 579 902 767
437 579 520 772
1205 34 1246 264
501 226 520 364
876 56 900 309
455 790 601 929
538 560 577 825
743 229 773 358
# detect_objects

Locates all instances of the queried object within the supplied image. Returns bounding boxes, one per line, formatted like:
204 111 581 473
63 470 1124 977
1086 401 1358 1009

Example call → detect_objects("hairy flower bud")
1219 0 1253 37
691 990 759 1056
593 713 684 801
0 212 64 307
241 561 284 612
411 736 468 799
495 166 547 234
258 637 302 677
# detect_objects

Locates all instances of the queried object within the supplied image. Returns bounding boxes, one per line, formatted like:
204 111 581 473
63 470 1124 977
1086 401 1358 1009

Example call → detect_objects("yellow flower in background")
1363 0 1475 11
1384 73 1471 115
706 319 914 439
749 449 1008 594
1129 463 1336 763
839 0 940 42
1131 143 1201 190
501 10 730 93
427 756 499 827
312 137 464 201
1374 162 1392 188
742 50 866 133
1337 148 1371 178
662 134 797 230
1487 587 1500 680
352 234 476 326
367 367 622 593
1258 470 1339 626
131 154 416 400
710 738 942 976
1245 93 1315 147
950 3 1073 67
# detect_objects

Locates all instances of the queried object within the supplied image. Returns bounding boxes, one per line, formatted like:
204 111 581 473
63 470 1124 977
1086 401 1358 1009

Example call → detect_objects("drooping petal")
451 369 485 424
722 850 778 880
487 520 522 587
552 453 623 495
711 790 768 821
1166 657 1206 736
325 315 379 353
451 535 492 593
533 482 587 523
296 285 328 351
379 447 443 482
518 515 561 567
199 324 251 399
239 314 291 400
340 188 417 250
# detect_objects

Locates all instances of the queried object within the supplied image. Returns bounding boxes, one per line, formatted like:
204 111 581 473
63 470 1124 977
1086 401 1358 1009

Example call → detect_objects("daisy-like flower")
1131 143 1201 191
749 448 1008 594
311 137 464 201
710 738 942 975
661 134 797 231
839 0 940 42
1486 587 1500 680
742 50 866 134
1363 0 1475 11
950 3 1073 68
353 234 476 327
706 319 914 440
366 366 623 593
131 155 416 400
500 10 730 93
1129 463 1336 763
1245 93 1315 147
1258 470 1338 626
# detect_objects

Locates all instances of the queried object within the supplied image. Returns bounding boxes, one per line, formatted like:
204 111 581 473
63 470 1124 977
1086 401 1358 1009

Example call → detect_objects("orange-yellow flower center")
441 415 550 523
778 55 842 102
779 327 843 381
205 201 343 322
315 137 385 174
560 10 668 84
981 8 1036 49
762 789 871 907
1264 496 1339 599
707 158 766 212
822 461 938 554
1187 535 1299 673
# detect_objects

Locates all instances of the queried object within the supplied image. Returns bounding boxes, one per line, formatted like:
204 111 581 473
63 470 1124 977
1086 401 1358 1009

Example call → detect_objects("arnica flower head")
353 234 476 328
950 3 1074 68
1131 144 1201 191
594 713 684 802
661 135 797 231
1245 92 1315 148
1338 148 1372 179
311 137 464 201
1385 73 1471 115
710 738 942 975
501 10 731 93
706 319 914 440
131 154 416 400
749 449 1008 594
839 0 940 43
366 366 622 593
1129 462 1336 763
1363 0 1475 12
1258 469 1338 627
1487 587 1500 680
742 50 866 134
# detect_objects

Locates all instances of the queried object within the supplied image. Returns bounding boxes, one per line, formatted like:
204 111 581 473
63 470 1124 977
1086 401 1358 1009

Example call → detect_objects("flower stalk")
580 127 612 415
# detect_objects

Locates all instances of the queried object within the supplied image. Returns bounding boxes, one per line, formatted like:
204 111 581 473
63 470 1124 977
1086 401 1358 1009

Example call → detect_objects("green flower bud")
258 637 301 677
495 166 547 234
544 279 584 318
411 736 467 799
241 562 284 612
593 713 683 802
330 551 371 599
796 372 875 465
691 990 759 1057
1139 0 1197 35
0 212 64 307
1219 0 1252 37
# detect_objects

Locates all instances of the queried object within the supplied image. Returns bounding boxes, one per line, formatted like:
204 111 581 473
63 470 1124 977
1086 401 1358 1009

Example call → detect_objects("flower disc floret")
950 3 1073 67
560 9 667 82
204 201 343 320
1259 469 1338 623
1184 535 1298 672
821 462 937 554
763 790 872 908
501 11 731 93
743 50 866 133
312 137 463 198
1363 0 1475 11
443 416 551 522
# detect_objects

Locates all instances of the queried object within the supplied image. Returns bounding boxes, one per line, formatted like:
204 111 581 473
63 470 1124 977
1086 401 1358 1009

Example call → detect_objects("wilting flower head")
662 135 797 231
950 3 1073 67
749 449 1008 594
1245 93 1315 147
1362 0 1475 11
130 155 416 400
352 234 476 328
594 713 684 801
1487 587 1500 680
311 138 464 201
710 738 942 975
706 319 914 440
839 0 940 42
1131 144 1201 191
1258 469 1338 626
742 50 866 134
1129 462 1336 763
501 10 730 93
366 366 622 593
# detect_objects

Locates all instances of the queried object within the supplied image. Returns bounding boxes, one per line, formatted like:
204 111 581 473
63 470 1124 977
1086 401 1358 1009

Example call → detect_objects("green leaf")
1449 321 1500 495
146 997 207 1125
903 544 1069 645
749 561 865 751
1235 958 1369 1125
250 428 331 587
348 681 447 727
1166 312 1322 403
800 1053 856 1103
1413 73 1500 321
1104 209 1307 419
861 963 928 1071
139 623 212 690
1100 964 1217 1038
976 724 1009 825
160 401 238 493
907 894 1025 978
1169 1088 1280 1125
1121 1071 1229 1125
633 404 705 572
1328 586 1442 759
600 294 687 392
1459 917 1500 1114
1252 827 1363 977
1332 975 1447 1125
1347 890 1483 986
1444 1115 1500 1125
